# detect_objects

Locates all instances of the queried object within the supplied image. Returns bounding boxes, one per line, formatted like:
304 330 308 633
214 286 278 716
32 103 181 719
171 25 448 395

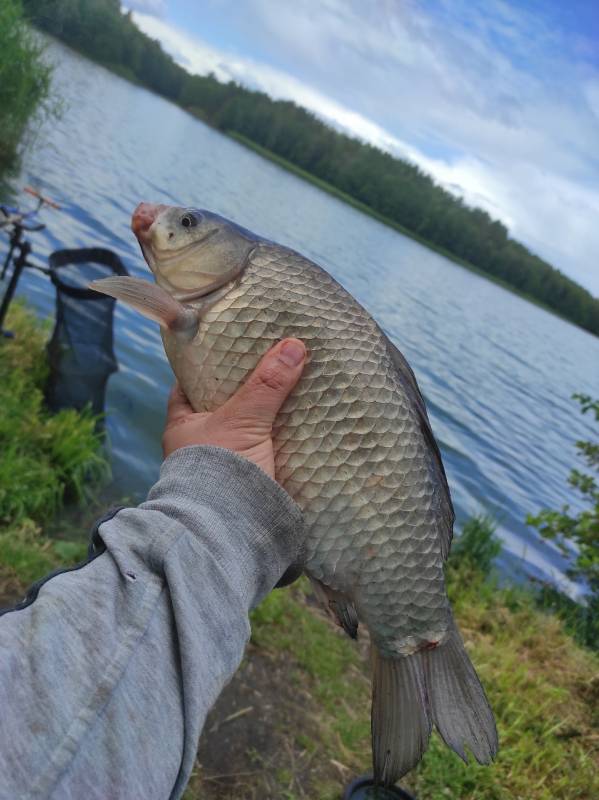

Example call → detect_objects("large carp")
92 203 498 785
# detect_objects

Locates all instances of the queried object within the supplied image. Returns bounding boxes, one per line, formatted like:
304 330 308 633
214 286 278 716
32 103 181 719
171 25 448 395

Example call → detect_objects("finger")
166 382 194 424
221 338 306 429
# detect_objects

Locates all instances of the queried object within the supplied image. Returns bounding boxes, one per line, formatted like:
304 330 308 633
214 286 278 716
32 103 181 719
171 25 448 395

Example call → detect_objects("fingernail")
278 340 305 367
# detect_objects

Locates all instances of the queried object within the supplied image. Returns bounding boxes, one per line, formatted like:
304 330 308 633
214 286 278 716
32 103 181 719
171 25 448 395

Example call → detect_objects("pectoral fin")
90 276 199 336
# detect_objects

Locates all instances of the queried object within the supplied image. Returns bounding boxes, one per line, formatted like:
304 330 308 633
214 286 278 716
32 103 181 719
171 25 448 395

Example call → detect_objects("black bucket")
45 247 128 418
342 776 416 800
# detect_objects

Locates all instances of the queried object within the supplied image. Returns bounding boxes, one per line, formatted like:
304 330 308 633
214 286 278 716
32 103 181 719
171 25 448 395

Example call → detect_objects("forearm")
0 446 302 800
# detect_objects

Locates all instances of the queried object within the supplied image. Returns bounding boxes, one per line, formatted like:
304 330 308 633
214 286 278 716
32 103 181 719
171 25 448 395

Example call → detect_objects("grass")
249 583 371 798
533 583 599 653
184 517 599 799
237 565 598 800
0 519 87 587
0 302 108 599
430 567 598 799
449 513 502 575
252 581 371 765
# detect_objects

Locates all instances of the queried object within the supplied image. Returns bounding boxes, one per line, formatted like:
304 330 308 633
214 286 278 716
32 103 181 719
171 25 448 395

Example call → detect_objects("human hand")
162 338 307 481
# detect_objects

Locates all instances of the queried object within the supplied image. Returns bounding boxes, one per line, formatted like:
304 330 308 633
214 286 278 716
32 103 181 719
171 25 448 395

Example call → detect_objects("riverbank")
3 516 598 800
1 305 596 799
0 302 108 604
189 562 598 800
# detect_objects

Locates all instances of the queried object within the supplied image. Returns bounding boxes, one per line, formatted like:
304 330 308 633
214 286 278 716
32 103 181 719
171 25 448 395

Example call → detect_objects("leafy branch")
527 394 599 594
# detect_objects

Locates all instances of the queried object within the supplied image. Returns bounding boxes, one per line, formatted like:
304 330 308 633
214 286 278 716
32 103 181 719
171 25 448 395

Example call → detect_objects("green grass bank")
1 305 597 799
185 529 599 799
184 558 599 799
0 303 108 600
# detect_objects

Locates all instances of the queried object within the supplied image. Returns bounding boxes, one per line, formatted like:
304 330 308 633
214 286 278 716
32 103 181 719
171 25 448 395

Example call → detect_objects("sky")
124 0 599 295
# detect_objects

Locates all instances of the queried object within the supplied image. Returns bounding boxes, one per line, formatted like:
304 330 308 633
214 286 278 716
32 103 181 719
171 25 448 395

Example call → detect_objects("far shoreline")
225 131 586 333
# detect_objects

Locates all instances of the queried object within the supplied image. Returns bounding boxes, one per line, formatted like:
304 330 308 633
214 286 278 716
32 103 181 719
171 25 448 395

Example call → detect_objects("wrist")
146 446 305 599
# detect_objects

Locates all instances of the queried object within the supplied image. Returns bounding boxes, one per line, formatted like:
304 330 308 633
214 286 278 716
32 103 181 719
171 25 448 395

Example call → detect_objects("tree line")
23 0 599 335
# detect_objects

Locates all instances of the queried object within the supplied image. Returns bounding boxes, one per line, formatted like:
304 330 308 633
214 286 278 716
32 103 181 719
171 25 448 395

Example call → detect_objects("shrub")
528 394 599 650
527 394 599 593
0 0 53 173
448 513 501 577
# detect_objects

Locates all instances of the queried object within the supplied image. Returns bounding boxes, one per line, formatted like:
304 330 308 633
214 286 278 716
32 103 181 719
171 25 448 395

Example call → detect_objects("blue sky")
125 0 599 295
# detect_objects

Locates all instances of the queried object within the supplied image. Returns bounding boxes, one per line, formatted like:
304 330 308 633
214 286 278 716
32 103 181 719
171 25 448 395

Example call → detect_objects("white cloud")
131 12 234 80
132 3 599 294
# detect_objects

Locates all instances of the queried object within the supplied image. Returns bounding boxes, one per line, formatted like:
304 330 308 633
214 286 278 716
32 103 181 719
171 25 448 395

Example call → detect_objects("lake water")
4 40 599 593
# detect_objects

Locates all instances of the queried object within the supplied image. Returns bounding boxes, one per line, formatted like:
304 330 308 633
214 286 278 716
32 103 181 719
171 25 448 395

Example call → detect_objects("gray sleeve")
0 446 303 800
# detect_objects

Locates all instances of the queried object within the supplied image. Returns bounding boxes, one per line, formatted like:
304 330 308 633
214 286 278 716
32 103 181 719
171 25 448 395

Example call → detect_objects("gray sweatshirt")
0 446 304 800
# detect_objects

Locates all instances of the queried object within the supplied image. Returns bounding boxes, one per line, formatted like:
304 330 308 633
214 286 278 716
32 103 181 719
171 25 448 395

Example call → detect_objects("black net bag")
45 248 128 417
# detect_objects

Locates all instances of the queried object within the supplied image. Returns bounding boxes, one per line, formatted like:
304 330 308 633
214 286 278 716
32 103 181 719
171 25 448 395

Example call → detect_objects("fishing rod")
0 186 61 337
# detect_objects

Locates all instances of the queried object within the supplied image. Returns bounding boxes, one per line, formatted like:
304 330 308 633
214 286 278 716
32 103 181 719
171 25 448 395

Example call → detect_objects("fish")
91 202 498 785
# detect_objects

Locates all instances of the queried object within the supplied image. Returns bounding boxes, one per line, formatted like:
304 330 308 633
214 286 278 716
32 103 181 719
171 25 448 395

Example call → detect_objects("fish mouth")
142 228 219 273
140 228 237 301
132 203 252 303
151 228 218 267
144 227 247 303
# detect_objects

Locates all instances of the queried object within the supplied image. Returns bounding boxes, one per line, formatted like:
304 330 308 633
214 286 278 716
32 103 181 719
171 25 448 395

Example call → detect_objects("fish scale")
164 242 451 656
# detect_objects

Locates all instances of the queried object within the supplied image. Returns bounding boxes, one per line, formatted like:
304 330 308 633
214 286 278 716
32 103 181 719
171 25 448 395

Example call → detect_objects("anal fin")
310 578 358 639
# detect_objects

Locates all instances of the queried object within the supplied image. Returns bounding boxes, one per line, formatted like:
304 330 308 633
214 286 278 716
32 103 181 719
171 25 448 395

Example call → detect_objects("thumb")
220 338 306 430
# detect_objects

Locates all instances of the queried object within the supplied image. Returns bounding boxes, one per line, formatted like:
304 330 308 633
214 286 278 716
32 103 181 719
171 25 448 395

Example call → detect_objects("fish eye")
181 213 196 229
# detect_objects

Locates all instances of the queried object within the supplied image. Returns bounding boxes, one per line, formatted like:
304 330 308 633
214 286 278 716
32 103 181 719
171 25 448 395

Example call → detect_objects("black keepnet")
45 248 128 418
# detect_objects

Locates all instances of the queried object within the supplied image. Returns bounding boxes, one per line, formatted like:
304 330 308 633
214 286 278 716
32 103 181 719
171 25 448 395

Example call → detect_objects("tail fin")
371 626 498 786
424 626 498 765
371 647 431 784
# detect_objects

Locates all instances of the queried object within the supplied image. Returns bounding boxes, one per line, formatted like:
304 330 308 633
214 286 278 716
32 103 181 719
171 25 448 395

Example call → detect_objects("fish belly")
163 245 451 656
